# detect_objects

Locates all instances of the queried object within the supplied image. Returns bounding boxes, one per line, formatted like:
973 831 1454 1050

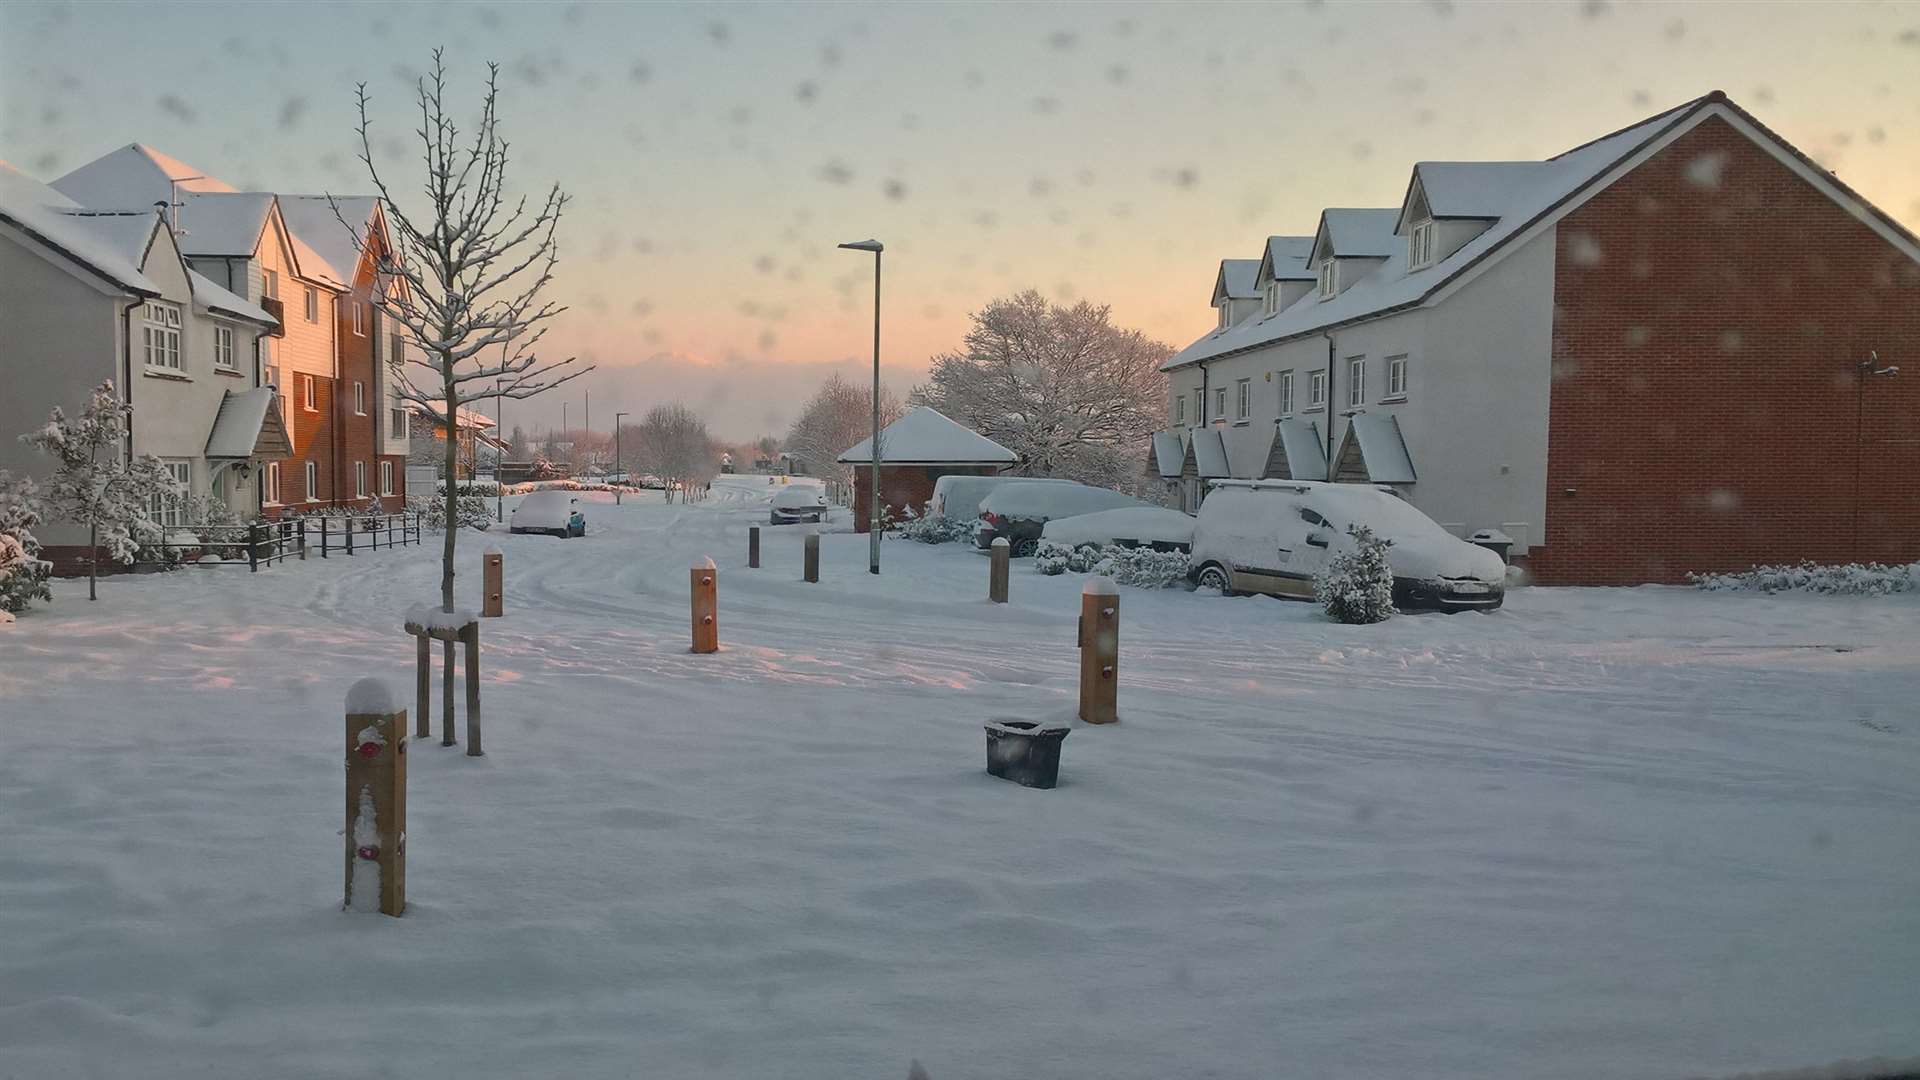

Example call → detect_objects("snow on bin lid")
1082 575 1119 596
835 406 1017 465
345 677 398 715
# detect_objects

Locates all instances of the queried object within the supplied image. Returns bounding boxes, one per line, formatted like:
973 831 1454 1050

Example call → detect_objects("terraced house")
1151 92 1920 585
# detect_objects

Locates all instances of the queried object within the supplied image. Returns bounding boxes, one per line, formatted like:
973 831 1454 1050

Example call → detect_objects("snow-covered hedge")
408 493 494 531
0 470 52 615
895 505 977 545
1033 540 1190 588
1315 525 1396 624
1688 560 1919 596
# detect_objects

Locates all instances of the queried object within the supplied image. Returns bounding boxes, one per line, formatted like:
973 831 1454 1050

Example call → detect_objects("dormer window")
1217 304 1228 330
1263 284 1278 317
1409 219 1435 269
1317 259 1337 300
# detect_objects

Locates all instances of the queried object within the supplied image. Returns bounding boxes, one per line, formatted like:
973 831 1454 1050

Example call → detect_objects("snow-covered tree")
20 383 182 602
783 373 904 491
912 290 1172 492
343 49 591 616
1315 525 1397 625
0 470 52 614
631 403 716 503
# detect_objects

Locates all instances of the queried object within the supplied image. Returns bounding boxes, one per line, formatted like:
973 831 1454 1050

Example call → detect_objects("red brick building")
837 406 1016 532
1156 92 1920 585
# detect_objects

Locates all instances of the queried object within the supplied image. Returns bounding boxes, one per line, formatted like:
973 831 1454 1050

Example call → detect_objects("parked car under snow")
508 490 586 538
1188 481 1505 611
1040 506 1194 552
977 482 1150 557
769 485 829 524
928 474 1076 522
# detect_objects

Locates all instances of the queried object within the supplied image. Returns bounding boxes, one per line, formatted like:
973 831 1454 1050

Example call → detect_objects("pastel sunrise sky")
4 0 1917 440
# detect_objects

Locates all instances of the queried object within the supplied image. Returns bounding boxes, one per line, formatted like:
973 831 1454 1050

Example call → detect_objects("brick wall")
1535 115 1920 585
270 375 338 511
337 290 378 507
851 465 1000 532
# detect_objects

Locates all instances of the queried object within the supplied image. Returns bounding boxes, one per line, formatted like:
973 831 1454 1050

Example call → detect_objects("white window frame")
1318 259 1337 300
300 374 317 412
1347 356 1366 409
355 461 368 499
352 301 365 336
1212 387 1227 422
263 461 281 505
304 287 318 323
1174 394 1185 424
1235 378 1250 422
263 268 279 299
1409 220 1435 270
212 324 236 371
1193 390 1203 424
1216 304 1227 330
304 460 319 502
1386 355 1409 400
1308 370 1327 408
390 406 408 438
142 301 183 373
353 380 366 415
379 460 394 496
1263 284 1278 317
1278 370 1295 417
151 460 191 527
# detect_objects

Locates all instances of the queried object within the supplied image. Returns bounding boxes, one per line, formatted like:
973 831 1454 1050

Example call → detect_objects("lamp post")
614 411 629 506
495 377 505 523
1852 351 1900 559
839 238 883 575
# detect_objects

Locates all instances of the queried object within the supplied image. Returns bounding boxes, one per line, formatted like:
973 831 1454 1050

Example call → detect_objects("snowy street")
2 475 1917 1078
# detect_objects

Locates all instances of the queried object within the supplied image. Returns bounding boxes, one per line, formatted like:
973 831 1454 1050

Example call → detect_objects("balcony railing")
261 296 286 338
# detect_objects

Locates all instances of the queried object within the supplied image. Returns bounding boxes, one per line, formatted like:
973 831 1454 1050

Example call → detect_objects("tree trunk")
87 520 97 602
441 368 458 614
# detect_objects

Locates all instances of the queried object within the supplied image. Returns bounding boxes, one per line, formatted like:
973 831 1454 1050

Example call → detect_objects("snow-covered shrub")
408 493 492 531
1033 539 1074 575
1034 540 1189 588
0 470 52 614
895 505 977 545
1688 560 1919 596
1315 525 1396 624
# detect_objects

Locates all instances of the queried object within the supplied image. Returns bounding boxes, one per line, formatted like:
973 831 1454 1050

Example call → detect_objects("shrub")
1315 525 1396 624
1034 540 1189 588
0 470 52 614
408 493 493 531
896 505 977 545
1688 561 1919 596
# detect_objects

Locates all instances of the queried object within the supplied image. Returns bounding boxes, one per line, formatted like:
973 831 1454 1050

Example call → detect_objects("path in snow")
1 474 1917 1079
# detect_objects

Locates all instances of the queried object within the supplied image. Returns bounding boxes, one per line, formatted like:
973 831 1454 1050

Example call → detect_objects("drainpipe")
1322 332 1336 480
332 293 342 508
121 299 137 463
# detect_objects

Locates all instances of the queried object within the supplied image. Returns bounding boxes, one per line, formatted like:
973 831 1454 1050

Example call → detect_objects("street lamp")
839 238 883 575
614 411 629 506
1852 351 1900 558
495 376 505 522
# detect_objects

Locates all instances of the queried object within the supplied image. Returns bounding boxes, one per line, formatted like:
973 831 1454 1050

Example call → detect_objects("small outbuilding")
837 407 1017 532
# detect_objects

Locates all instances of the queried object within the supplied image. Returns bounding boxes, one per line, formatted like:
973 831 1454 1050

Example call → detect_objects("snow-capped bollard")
482 548 504 617
344 677 406 917
748 526 761 569
1077 575 1119 724
403 605 482 754
989 536 1010 604
803 531 820 583
691 557 719 653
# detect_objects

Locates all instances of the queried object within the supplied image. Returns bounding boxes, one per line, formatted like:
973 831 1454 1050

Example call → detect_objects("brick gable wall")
851 465 1001 532
1534 116 1920 585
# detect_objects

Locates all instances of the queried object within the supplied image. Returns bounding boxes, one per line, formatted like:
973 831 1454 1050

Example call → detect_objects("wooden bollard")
1077 576 1119 724
482 548 503 617
989 536 1010 603
748 526 760 569
803 532 820 583
691 558 719 653
344 677 406 917
462 621 483 757
414 632 431 739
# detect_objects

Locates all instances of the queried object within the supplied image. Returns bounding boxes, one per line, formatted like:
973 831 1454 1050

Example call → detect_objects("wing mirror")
1305 530 1331 548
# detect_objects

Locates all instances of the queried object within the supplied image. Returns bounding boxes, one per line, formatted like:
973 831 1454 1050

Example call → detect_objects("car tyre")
1195 562 1236 596
1011 537 1039 559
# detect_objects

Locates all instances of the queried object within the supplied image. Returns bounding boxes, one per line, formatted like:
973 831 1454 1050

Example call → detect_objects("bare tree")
783 374 904 497
913 290 1172 492
342 49 590 614
631 403 717 503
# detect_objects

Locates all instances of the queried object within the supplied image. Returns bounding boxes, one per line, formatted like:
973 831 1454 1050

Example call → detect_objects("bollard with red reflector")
1077 576 1119 725
691 558 719 654
344 676 406 916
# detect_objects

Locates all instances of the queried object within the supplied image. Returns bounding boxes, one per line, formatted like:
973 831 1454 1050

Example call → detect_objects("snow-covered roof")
0 160 79 210
174 192 273 257
278 195 381 285
1345 413 1416 484
1164 96 1704 372
409 402 497 431
51 144 234 208
1315 208 1400 261
1270 418 1328 481
837 406 1017 465
188 268 276 325
54 211 160 269
1189 427 1229 478
1148 431 1183 479
1261 235 1316 282
206 388 291 459
1411 162 1558 222
1213 259 1260 303
0 190 161 296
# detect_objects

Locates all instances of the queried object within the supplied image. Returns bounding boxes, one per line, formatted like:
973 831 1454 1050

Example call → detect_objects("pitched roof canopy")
1212 258 1261 304
836 406 1017 465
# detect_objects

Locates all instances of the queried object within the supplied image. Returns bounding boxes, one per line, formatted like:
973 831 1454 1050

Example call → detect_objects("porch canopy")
205 387 292 461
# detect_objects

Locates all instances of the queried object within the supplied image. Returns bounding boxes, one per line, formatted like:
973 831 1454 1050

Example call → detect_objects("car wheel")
1195 563 1235 595
1011 537 1039 559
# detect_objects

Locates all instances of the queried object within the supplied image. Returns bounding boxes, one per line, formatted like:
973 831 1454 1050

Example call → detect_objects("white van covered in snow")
1189 481 1505 611
927 474 1075 521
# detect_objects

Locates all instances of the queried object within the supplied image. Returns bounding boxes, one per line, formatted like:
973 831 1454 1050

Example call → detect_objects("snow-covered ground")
3 474 1917 1079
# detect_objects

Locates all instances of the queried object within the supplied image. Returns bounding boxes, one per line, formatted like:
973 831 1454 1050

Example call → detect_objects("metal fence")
136 513 423 572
